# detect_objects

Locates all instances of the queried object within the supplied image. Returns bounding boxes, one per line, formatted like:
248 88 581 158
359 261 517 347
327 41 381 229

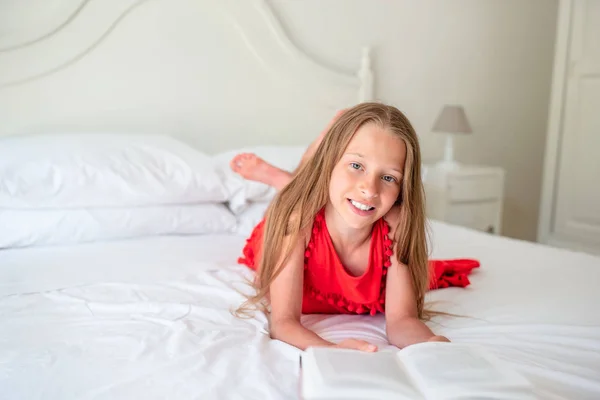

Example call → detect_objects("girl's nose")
358 175 378 199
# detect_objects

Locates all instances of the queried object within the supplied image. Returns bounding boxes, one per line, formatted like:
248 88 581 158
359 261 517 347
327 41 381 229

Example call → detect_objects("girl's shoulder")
286 210 313 248
383 205 402 238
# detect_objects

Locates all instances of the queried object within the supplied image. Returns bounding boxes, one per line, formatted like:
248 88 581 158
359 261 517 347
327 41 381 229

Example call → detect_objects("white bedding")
1 222 599 400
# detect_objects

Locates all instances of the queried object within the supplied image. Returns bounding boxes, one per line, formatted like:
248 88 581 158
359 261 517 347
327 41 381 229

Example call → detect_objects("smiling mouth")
348 199 375 211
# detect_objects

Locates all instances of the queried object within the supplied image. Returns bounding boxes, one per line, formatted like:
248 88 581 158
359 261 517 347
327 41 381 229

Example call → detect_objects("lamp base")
434 159 461 171
437 134 461 170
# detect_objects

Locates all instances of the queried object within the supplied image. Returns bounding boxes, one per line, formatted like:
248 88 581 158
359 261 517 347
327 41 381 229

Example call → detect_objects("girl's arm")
384 259 448 348
383 206 449 348
269 230 376 352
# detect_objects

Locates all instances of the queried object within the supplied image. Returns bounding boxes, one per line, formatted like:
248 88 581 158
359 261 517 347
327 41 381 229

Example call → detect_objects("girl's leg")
230 154 293 191
230 109 345 190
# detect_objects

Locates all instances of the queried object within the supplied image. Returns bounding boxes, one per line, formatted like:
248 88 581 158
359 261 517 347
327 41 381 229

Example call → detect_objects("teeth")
350 199 374 211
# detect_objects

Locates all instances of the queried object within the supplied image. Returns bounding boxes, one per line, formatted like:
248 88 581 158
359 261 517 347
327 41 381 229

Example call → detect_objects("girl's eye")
350 163 362 170
382 175 396 183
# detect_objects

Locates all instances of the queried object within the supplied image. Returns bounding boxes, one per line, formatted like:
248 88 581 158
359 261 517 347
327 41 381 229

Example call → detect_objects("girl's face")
328 122 406 230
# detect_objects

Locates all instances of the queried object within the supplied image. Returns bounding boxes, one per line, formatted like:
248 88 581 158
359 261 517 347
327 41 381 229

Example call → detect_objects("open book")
300 342 536 400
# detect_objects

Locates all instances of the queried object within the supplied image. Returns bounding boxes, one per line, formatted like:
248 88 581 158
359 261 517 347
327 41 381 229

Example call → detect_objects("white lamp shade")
432 105 472 134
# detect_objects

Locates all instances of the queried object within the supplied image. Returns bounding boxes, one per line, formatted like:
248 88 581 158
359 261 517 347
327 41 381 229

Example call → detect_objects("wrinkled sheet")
1 222 599 399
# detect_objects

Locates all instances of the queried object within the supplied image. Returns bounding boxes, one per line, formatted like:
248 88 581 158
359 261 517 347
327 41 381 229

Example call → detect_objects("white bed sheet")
1 222 599 400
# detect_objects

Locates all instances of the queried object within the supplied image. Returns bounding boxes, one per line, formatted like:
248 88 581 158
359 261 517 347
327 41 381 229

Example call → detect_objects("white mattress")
1 222 599 399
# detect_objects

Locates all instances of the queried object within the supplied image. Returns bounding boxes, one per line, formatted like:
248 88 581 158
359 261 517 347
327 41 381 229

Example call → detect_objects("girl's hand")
335 339 378 352
427 335 450 343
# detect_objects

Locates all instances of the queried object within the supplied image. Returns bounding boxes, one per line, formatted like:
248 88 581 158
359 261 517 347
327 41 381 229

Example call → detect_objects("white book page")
397 342 536 400
302 347 424 400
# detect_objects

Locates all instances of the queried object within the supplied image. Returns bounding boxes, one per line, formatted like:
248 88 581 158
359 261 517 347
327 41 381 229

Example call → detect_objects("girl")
231 103 450 352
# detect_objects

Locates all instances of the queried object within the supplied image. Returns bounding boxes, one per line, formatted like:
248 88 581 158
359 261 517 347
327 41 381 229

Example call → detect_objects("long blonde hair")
238 102 430 319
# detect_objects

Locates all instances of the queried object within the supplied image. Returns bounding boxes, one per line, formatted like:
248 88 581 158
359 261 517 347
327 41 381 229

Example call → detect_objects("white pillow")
233 201 270 236
0 203 236 248
0 133 229 209
213 145 306 214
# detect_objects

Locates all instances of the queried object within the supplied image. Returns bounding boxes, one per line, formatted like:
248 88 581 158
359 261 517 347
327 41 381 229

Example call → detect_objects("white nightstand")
423 164 505 235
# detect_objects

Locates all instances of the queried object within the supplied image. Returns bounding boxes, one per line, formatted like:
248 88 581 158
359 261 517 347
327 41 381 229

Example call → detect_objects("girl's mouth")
348 199 376 215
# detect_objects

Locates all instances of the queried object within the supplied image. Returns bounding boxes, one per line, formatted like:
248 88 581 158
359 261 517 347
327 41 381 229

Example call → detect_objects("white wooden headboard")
0 0 374 153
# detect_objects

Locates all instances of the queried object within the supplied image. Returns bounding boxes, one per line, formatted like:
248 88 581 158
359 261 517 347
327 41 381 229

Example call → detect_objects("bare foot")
230 153 292 190
230 153 269 181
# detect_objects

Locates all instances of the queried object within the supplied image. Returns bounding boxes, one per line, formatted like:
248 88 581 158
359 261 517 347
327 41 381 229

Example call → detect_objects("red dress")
238 209 479 315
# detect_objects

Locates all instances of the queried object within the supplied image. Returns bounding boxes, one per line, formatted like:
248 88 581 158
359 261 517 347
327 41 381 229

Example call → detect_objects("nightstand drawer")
448 176 502 202
446 201 500 234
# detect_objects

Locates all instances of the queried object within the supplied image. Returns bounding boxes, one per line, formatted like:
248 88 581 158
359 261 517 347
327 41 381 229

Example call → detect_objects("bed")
1 1 599 399
2 223 599 399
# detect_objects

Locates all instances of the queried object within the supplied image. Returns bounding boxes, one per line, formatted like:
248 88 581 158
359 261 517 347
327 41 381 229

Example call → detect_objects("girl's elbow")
385 316 431 348
269 320 285 340
269 316 296 341
386 332 412 349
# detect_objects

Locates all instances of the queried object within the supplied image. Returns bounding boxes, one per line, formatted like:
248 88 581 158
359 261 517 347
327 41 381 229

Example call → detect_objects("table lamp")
432 105 472 169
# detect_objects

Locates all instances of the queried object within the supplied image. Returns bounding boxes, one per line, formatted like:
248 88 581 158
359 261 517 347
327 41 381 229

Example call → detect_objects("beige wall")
269 0 559 242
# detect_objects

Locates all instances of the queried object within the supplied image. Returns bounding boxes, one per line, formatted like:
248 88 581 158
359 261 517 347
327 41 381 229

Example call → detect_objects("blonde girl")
232 103 449 352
